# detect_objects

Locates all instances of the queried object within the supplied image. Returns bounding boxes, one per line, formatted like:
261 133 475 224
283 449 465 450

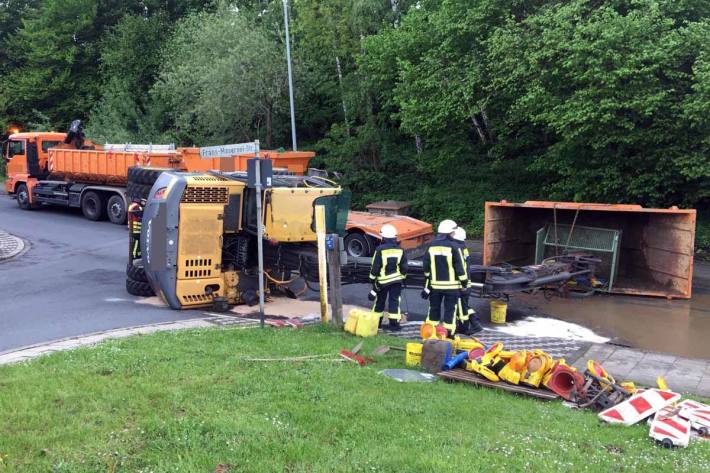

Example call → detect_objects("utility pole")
283 0 297 151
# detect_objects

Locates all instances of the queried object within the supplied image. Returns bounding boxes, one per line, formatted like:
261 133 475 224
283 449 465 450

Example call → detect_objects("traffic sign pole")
253 140 266 328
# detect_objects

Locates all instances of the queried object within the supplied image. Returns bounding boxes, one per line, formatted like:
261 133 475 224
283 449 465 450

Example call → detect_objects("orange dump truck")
3 129 434 253
2 131 317 225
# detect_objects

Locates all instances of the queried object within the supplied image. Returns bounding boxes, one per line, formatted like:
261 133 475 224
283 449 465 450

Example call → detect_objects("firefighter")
422 219 468 337
127 199 146 260
368 224 408 331
453 227 483 334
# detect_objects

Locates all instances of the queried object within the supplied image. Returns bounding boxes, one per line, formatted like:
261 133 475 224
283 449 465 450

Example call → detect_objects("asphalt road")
0 197 200 352
0 195 514 353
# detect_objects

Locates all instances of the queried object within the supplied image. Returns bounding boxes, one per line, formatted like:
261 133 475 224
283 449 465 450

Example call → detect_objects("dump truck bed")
48 148 181 185
483 201 696 299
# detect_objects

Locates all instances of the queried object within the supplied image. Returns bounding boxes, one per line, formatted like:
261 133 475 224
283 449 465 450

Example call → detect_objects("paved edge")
0 317 223 366
0 230 26 261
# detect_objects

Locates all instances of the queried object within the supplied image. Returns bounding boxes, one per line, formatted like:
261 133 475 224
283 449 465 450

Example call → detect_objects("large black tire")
344 232 373 258
107 194 127 225
126 260 148 282
81 191 105 221
127 167 168 186
16 183 35 210
126 277 155 297
127 182 151 201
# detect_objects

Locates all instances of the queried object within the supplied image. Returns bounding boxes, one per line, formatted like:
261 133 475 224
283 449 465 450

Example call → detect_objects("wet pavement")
568 344 710 397
518 291 710 359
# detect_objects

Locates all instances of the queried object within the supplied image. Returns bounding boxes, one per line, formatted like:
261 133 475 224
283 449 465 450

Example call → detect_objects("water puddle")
518 291 710 359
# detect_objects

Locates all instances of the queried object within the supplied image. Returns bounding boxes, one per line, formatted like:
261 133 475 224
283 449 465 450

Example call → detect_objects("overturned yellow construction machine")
138 170 349 310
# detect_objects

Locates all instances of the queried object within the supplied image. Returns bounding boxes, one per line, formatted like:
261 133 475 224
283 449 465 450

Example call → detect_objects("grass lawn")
1 326 708 472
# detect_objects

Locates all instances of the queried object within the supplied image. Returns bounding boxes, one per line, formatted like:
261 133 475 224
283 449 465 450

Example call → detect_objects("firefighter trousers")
426 289 458 334
372 282 402 321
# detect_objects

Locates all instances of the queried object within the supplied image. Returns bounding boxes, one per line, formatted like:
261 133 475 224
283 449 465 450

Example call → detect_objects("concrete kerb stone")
0 317 236 366
0 229 26 261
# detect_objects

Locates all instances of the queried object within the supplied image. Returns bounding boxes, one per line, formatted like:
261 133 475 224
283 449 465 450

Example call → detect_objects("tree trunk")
266 104 273 149
335 56 350 136
391 0 400 27
415 134 423 154
481 105 495 143
471 114 487 144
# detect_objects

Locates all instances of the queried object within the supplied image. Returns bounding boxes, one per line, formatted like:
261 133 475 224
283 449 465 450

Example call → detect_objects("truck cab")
3 132 67 197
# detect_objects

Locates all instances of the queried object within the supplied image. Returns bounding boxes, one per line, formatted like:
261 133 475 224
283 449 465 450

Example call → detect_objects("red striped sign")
650 412 691 447
599 389 680 426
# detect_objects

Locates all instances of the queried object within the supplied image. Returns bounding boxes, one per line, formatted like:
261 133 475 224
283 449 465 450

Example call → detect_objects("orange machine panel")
346 211 434 250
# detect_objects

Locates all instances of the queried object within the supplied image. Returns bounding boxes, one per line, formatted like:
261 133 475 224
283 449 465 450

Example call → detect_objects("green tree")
151 7 290 147
487 0 710 206
85 14 171 143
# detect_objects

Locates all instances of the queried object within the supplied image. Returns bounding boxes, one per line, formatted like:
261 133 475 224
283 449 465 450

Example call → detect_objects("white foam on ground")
490 316 610 343
135 296 168 307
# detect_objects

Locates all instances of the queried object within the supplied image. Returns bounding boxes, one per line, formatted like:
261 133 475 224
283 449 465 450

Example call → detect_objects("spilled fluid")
518 290 710 359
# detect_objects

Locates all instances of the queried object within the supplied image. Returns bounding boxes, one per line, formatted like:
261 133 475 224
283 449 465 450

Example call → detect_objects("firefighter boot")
388 318 402 331
468 316 484 334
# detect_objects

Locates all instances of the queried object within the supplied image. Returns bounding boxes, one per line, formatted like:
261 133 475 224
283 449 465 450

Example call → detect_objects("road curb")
0 316 245 366
0 229 26 261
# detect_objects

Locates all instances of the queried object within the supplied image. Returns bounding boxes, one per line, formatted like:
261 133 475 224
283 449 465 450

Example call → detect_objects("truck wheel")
81 191 106 221
126 277 155 297
126 261 148 282
16 183 34 210
107 195 126 225
344 233 373 258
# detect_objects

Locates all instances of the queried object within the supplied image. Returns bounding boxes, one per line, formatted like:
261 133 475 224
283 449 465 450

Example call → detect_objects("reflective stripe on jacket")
369 240 408 285
423 235 468 290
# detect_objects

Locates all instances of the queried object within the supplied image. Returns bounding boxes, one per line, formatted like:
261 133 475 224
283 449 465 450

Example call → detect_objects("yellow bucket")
406 342 423 366
344 310 359 334
354 310 379 337
490 300 507 324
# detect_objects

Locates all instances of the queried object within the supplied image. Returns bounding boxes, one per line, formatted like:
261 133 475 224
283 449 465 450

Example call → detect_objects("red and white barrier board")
649 411 691 448
599 389 681 426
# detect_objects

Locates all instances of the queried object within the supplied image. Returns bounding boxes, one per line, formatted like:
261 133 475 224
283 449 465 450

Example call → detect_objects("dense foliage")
1 0 709 234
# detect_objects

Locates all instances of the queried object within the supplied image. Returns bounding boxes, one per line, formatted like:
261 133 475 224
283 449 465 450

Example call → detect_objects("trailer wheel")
16 183 34 210
126 260 148 282
128 167 166 186
81 191 106 221
661 438 674 449
700 427 709 436
126 277 155 297
127 182 151 201
344 232 373 258
107 194 126 225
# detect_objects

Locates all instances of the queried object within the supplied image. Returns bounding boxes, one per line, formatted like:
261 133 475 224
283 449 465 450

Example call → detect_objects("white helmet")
437 219 458 234
453 227 466 242
380 224 397 239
